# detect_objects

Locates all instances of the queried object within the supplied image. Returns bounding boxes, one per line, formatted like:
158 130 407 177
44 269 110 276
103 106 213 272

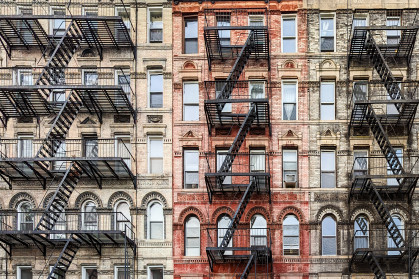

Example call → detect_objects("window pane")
183 83 199 103
85 268 97 279
322 217 336 236
184 151 199 171
321 37 334 51
282 84 297 102
21 269 32 279
150 268 163 279
150 74 163 92
150 93 163 108
321 151 335 171
283 38 296 53
150 203 163 221
185 19 198 38
321 173 335 188
150 222 163 239
353 18 367 27
320 83 335 103
321 105 335 120
150 158 163 173
185 172 199 188
185 247 200 256
185 40 198 54
283 104 296 120
150 139 163 157
320 18 334 36
283 18 296 37
322 237 337 255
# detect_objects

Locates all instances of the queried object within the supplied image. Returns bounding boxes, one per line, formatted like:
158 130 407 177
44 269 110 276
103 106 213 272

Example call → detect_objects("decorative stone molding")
147 115 163 123
244 206 271 223
278 206 306 223
107 191 134 208
74 191 103 208
210 206 235 223
140 191 168 209
177 206 206 224
42 192 56 208
315 205 344 223
279 129 303 147
143 58 166 71
316 59 340 80
9 192 36 209
317 128 341 149
350 207 375 223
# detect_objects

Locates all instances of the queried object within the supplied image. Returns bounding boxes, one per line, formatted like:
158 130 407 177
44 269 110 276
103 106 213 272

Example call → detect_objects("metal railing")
0 138 134 161
205 80 269 100
206 228 272 252
205 152 270 175
204 8 268 28
350 155 419 181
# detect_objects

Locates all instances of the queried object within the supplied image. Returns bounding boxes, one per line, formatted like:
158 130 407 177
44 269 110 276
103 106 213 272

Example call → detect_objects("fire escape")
348 14 419 279
0 2 136 278
203 8 272 278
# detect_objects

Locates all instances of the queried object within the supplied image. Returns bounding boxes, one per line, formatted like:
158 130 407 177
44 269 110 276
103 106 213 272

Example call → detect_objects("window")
18 135 33 158
183 82 199 121
114 266 129 279
148 266 163 279
54 140 66 171
282 81 297 120
17 69 33 86
17 201 33 230
115 69 131 105
115 201 131 235
322 216 336 255
149 8 163 43
282 16 296 53
17 7 33 43
51 7 65 36
82 266 98 279
82 7 98 16
149 72 163 108
217 149 232 185
321 149 336 188
283 215 299 255
250 214 267 246
386 16 400 44
116 7 131 40
216 79 231 117
283 150 297 188
353 80 368 102
388 214 404 255
147 202 164 239
148 137 163 174
51 210 66 240
250 149 266 188
83 137 98 157
184 150 199 189
185 216 200 256
217 14 230 46
82 201 97 230
249 15 264 26
354 216 369 250
17 266 32 279
388 148 403 186
217 214 232 255
320 15 335 52
320 81 335 120
115 135 131 170
184 17 198 54
353 149 368 177
353 16 367 28
83 70 98 86
49 266 65 279
387 79 401 115
249 80 265 99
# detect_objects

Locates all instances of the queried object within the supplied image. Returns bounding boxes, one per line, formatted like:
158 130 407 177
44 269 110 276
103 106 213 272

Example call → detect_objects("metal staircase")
239 254 255 279
47 234 81 279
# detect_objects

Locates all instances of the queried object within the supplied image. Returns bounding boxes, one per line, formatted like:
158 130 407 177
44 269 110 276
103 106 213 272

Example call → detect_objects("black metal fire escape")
348 22 419 278
203 9 271 279
0 7 136 279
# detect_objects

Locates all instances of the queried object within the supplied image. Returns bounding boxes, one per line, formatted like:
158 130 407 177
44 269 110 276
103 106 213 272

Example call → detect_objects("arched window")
283 214 299 255
250 214 267 247
217 214 232 255
17 201 33 230
82 200 97 230
388 214 404 255
185 216 200 256
115 201 131 234
354 215 369 250
322 216 337 255
147 202 164 239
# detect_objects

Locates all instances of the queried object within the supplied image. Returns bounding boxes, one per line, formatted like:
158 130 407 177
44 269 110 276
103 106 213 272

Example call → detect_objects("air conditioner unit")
284 174 297 187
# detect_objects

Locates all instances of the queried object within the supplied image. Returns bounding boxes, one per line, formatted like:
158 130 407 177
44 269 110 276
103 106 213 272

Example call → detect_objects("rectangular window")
388 148 403 186
321 149 336 188
53 140 66 171
18 135 33 158
51 7 65 36
116 69 131 105
149 8 163 43
114 266 129 279
49 266 65 279
282 81 297 120
17 7 33 43
387 79 401 115
83 137 98 157
149 72 163 108
184 17 198 54
217 149 231 185
320 15 334 52
115 135 131 170
320 81 335 120
353 80 368 102
386 16 400 44
353 17 367 28
215 79 231 114
353 149 368 177
184 149 199 189
183 82 199 121
249 80 265 99
148 266 163 279
282 16 296 53
149 137 163 174
283 150 297 188
17 266 32 279
250 149 266 188
217 14 230 46
83 70 98 86
116 7 131 30
249 15 264 26
16 69 33 86
82 266 98 279
82 7 98 16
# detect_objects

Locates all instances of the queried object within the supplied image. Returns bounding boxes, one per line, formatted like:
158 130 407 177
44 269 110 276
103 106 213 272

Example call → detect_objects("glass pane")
84 72 98 85
322 237 336 255
353 82 367 101
283 18 296 37
283 104 296 120
185 40 198 54
184 151 199 171
284 236 299 245
250 82 265 99
186 237 200 247
150 269 163 279
321 151 335 171
320 18 334 36
150 222 163 239
150 30 163 42
185 172 199 188
321 37 334 51
183 83 199 103
150 93 163 108
85 269 97 279
150 74 163 92
282 83 297 102
353 18 367 27
250 152 265 172
321 173 336 188
150 203 163 221
283 38 296 53
150 139 163 157
321 105 335 120
185 18 198 38
322 216 336 236
186 247 200 256
321 83 335 103
150 158 163 174
21 269 32 279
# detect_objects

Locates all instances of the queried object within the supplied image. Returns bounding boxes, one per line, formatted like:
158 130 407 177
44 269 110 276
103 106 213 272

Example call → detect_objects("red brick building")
172 0 310 278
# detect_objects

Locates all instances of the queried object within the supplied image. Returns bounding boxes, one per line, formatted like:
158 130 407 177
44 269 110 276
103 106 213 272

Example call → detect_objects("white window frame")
248 15 264 26
148 70 163 108
283 214 300 255
321 149 336 188
50 7 66 36
320 81 335 120
352 14 368 29
281 15 297 53
319 14 336 52
148 7 163 43
15 69 33 86
115 69 131 102
115 134 131 170
82 69 99 86
147 201 164 239
81 200 98 230
322 216 337 255
185 216 200 256
148 136 163 174
283 149 298 188
184 149 199 189
147 265 164 279
82 266 97 279
281 80 298 120
114 265 130 279
183 81 199 121
17 266 32 279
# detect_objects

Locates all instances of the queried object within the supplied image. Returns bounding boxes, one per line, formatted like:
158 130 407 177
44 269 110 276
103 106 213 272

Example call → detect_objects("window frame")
82 266 98 279
81 200 98 230
17 266 32 279
147 201 164 240
148 7 163 43
281 15 297 53
17 201 33 231
183 149 199 189
320 148 336 188
148 136 164 174
147 265 164 279
50 6 66 36
354 215 369 250
148 70 163 109
217 214 233 255
321 215 337 256
248 14 264 26
283 214 300 255
319 14 336 52
281 80 298 120
386 16 401 45
320 80 336 120
82 69 99 86
184 16 198 54
114 265 130 279
283 149 298 188
183 81 199 121
185 216 200 256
